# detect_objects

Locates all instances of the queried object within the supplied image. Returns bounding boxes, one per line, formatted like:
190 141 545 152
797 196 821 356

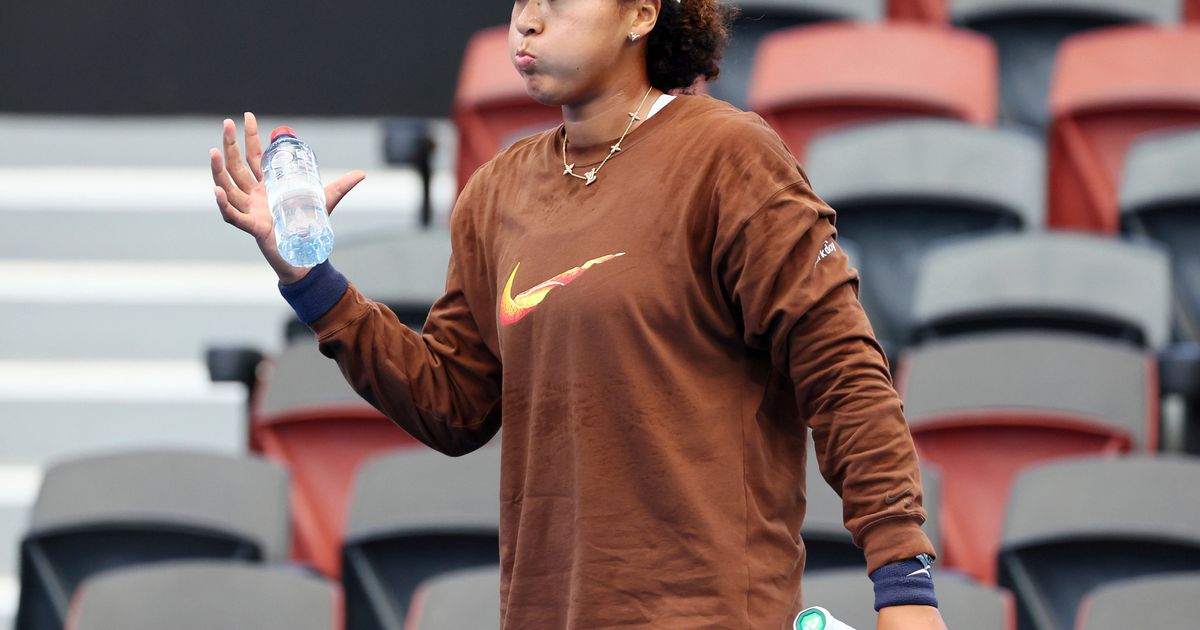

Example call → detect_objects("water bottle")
262 126 334 267
794 606 857 630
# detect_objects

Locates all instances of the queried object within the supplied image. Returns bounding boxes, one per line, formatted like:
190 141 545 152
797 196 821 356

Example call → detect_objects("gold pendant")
584 169 598 186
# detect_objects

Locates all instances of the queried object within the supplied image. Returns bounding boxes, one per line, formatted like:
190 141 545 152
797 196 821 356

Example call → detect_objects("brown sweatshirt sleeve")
302 192 503 456
712 123 935 573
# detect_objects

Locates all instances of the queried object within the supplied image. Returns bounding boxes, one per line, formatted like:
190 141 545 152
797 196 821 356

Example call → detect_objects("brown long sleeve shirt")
295 94 934 628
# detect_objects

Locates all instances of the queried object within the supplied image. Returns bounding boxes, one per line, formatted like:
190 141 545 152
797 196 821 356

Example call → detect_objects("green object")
794 606 857 630
796 608 827 630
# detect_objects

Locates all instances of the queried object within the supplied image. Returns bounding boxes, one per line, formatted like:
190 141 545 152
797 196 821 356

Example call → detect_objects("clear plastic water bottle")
262 126 334 267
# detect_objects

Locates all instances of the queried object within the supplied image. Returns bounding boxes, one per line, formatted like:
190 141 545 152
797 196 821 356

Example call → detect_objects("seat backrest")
899 331 1156 448
910 232 1172 349
331 229 452 310
342 446 501 627
1048 26 1200 233
452 25 560 194
18 451 289 630
1077 572 1200 630
67 560 337 630
1120 128 1200 341
802 568 1016 630
806 119 1045 227
951 0 1181 24
749 22 996 158
803 436 941 571
29 450 289 560
408 565 501 630
999 455 1200 630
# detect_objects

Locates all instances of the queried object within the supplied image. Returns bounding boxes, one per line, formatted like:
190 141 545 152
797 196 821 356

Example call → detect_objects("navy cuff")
278 260 349 325
870 558 938 611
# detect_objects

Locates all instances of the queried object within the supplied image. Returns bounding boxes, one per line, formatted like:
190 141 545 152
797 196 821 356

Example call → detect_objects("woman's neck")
561 82 658 151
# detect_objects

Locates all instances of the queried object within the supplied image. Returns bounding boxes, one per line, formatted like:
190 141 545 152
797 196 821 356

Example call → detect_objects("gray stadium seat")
68 560 337 630
950 0 1182 131
910 232 1172 350
900 332 1155 447
803 435 942 571
408 566 501 630
998 455 1200 630
802 568 1015 630
341 446 501 630
899 331 1154 583
714 1 884 109
805 119 1044 350
16 450 289 630
1076 572 1200 630
287 228 452 341
1121 127 1200 342
260 341 369 417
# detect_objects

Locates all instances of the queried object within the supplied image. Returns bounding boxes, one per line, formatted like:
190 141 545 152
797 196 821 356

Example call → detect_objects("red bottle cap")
270 126 297 142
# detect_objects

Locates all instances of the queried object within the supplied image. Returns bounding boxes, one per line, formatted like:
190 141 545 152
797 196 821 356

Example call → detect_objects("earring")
629 32 640 42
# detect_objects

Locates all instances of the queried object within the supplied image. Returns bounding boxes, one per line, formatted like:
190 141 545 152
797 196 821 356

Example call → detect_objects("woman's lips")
514 53 537 72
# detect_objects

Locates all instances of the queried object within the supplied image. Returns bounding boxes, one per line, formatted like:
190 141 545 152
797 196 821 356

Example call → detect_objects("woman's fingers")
209 148 250 208
324 170 367 215
243 112 264 181
222 118 258 193
214 186 253 233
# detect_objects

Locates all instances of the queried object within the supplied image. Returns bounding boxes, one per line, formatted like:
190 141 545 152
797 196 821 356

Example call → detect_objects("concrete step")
0 360 245 466
0 114 457 172
0 167 453 262
0 574 14 630
0 259 292 360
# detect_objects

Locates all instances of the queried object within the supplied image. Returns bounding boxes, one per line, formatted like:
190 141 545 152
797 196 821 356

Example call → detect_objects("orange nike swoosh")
499 252 625 326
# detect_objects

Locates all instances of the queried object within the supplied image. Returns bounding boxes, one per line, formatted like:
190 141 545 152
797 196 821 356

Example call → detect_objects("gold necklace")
562 86 655 186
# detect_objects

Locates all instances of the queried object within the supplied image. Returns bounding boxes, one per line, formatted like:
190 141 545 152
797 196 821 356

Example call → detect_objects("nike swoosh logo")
499 252 625 326
906 567 931 579
883 487 911 505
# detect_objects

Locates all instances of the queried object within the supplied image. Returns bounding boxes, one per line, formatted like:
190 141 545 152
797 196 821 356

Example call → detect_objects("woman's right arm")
213 113 503 455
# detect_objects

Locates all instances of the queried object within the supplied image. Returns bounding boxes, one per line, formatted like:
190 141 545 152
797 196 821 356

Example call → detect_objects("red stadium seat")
897 332 1158 583
452 25 560 194
1047 26 1200 233
748 23 996 159
889 0 948 22
251 344 424 578
1190 0 1200 22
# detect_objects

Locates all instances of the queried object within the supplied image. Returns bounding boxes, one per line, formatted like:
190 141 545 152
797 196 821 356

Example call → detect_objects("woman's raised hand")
210 112 366 284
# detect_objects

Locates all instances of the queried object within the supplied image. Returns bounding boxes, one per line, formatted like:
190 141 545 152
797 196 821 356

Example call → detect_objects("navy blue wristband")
869 558 938 611
278 260 350 325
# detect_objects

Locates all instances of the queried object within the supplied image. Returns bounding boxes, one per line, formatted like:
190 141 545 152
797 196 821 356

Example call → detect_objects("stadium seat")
252 340 424 579
950 0 1182 132
1047 26 1200 233
65 560 338 630
1191 0 1200 21
407 566 500 630
1120 128 1200 342
897 331 1156 582
453 25 560 194
909 232 1173 350
749 22 996 159
803 434 942 572
997 455 1200 630
15 450 289 630
889 0 949 22
713 1 885 109
341 446 500 629
802 568 1016 630
805 119 1043 350
1076 572 1200 630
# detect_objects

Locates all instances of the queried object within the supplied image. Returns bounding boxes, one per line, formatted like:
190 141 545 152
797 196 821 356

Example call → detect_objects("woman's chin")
521 78 568 107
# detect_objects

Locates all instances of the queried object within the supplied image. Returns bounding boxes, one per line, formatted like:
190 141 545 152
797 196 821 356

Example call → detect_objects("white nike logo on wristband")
906 567 932 579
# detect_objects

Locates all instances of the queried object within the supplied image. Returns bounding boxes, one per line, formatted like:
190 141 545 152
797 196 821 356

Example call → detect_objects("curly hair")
633 0 739 93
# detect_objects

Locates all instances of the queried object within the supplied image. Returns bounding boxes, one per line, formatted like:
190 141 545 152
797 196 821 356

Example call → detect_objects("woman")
211 1 948 628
